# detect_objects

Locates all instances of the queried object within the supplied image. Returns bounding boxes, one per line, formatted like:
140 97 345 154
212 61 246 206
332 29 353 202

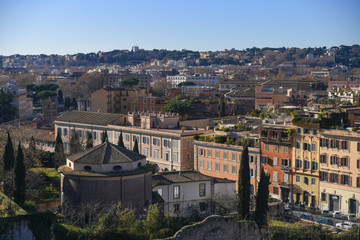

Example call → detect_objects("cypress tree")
102 130 108 143
69 130 82 155
255 168 270 228
3 132 15 172
2 132 15 196
86 132 93 149
133 138 139 153
237 145 250 219
54 131 66 169
219 99 226 117
118 131 125 148
13 143 26 205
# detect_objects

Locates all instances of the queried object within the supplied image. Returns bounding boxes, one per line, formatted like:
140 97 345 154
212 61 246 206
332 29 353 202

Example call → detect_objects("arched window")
84 165 92 171
138 162 142 168
113 165 122 171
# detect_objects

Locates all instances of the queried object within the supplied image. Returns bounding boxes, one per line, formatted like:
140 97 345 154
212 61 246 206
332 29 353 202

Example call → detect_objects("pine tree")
13 143 26 205
102 130 108 143
219 99 226 117
86 132 93 149
69 129 82 155
2 132 15 196
54 131 66 169
118 131 125 148
3 132 15 172
133 138 139 153
255 168 270 228
237 145 250 219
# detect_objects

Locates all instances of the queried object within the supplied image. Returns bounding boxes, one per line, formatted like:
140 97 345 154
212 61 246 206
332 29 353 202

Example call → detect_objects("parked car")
321 210 330 217
335 222 355 230
333 211 342 219
348 214 356 222
316 218 333 225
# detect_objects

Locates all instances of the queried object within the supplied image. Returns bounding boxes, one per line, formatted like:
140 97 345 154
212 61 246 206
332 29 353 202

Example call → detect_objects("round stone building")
58 140 154 212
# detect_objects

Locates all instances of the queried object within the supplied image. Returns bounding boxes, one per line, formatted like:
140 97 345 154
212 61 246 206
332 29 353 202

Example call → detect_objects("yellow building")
292 125 320 207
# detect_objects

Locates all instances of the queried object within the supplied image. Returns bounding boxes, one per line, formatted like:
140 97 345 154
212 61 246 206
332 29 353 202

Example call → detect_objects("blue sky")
0 0 359 55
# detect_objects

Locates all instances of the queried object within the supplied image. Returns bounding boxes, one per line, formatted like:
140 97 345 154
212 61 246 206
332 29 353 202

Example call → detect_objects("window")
165 152 170 161
284 146 289 153
173 186 180 199
207 161 212 170
250 168 254 178
113 165 122 171
282 159 289 167
273 157 278 166
303 128 310 134
330 155 338 165
124 134 129 142
232 153 237 161
199 148 205 156
304 177 309 185
250 155 254 164
273 172 278 182
132 135 138 142
284 173 289 183
264 143 269 150
311 178 316 185
320 138 328 148
273 145 278 152
186 140 190 148
215 150 220 159
303 143 310 151
200 160 204 169
142 136 149 144
330 173 338 183
143 99 147 104
173 140 178 149
357 159 360 169
154 149 159 159
341 175 350 185
273 187 279 195
231 165 237 174
320 171 328 181
215 162 220 171
311 161 318 171
92 131 97 140
144 148 149 157
295 159 302 168
261 156 268 164
297 128 301 134
223 151 228 160
303 160 310 169
320 154 327 164
164 139 171 148
341 141 349 150
173 204 180 213
84 165 92 171
296 176 300 182
312 144 316 152
186 153 191 162
207 149 212 157
153 138 160 146
223 164 228 173
157 188 163 196
341 157 348 167
357 177 360 187
173 153 178 162
321 193 326 202
331 139 339 149
199 183 206 197
312 129 317 135
358 142 360 152
296 142 301 149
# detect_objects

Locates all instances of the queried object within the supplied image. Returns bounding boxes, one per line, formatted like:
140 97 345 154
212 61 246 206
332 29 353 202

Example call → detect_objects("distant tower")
132 45 139 52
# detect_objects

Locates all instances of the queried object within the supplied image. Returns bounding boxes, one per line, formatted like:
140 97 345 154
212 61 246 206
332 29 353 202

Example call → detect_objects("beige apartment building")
319 129 360 217
54 111 208 171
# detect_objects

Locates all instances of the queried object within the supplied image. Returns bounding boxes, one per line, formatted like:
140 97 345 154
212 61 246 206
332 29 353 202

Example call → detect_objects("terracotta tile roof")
152 171 235 187
56 111 123 126
68 141 145 164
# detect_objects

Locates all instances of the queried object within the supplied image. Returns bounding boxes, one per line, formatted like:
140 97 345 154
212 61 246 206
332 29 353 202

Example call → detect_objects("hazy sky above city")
0 0 359 55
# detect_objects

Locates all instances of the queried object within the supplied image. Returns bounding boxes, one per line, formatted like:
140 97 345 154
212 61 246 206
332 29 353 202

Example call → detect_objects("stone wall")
165 215 261 240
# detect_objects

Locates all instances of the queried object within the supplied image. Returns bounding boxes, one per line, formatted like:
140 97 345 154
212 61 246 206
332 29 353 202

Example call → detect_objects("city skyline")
0 0 359 56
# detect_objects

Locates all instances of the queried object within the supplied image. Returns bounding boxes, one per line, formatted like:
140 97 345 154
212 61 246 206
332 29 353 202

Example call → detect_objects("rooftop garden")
193 134 258 148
